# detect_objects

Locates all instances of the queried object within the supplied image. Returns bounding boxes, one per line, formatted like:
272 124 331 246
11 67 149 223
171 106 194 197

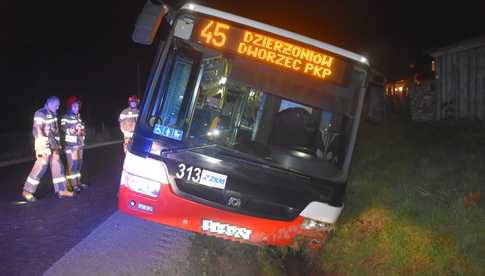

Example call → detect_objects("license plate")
137 203 154 213
201 219 252 240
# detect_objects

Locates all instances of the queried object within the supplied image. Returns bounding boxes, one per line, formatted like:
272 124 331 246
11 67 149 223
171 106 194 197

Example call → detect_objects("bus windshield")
143 14 367 180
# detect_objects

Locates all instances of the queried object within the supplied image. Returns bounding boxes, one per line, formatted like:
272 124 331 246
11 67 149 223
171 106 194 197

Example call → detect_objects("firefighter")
119 95 139 153
22 96 74 202
61 96 88 193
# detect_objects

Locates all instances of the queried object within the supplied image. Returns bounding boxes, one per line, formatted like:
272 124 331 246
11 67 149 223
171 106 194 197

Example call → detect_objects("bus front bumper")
118 185 327 249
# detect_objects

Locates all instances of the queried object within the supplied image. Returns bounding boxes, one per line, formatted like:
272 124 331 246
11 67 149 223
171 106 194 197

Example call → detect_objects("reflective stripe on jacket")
61 112 86 148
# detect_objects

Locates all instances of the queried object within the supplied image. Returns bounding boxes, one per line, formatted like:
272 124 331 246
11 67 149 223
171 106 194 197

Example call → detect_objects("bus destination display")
192 18 349 84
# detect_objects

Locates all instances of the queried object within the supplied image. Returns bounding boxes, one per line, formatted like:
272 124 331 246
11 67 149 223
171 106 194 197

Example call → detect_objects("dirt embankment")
187 234 326 276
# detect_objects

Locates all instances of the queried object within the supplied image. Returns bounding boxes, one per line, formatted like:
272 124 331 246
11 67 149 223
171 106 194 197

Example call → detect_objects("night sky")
2 0 484 133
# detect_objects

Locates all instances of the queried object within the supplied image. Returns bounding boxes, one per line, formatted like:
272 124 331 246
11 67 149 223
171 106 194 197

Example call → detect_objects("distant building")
385 79 410 114
413 36 485 121
386 80 409 97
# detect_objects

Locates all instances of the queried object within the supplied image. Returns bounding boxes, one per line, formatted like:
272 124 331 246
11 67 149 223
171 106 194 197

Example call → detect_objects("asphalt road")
0 143 126 276
44 211 193 276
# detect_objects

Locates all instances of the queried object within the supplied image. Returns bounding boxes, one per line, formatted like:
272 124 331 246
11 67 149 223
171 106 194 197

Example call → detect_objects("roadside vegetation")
319 116 485 275
187 235 263 276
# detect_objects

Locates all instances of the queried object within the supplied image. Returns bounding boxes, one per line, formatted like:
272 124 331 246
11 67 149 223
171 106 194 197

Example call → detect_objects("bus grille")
174 180 299 221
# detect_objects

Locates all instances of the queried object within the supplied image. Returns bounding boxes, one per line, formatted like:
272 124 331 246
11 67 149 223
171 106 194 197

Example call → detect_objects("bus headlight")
121 152 172 197
122 171 161 198
300 218 331 231
123 152 170 183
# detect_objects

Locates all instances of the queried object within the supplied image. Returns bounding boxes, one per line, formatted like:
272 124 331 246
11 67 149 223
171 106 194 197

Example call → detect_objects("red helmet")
128 95 139 104
66 96 82 110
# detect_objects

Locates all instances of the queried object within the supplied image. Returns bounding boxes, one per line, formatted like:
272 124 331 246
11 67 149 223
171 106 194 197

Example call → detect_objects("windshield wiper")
160 143 217 155
211 145 310 178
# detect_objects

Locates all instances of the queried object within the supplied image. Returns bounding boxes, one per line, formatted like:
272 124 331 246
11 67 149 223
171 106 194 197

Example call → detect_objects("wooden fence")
433 45 485 120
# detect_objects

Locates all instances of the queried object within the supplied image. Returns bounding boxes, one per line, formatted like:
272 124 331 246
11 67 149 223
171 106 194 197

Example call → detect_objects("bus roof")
180 3 370 66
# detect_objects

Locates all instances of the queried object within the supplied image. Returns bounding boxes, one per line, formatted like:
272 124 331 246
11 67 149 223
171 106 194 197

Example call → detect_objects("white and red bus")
119 2 371 249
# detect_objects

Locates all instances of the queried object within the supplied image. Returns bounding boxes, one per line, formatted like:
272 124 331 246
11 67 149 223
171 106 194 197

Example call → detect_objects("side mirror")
132 0 169 45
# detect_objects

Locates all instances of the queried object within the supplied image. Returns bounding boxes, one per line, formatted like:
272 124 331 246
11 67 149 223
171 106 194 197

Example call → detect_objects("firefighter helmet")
128 95 139 104
66 96 82 110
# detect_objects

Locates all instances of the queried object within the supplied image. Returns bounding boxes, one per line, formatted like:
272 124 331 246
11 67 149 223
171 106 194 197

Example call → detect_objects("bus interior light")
208 129 220 137
218 77 227 85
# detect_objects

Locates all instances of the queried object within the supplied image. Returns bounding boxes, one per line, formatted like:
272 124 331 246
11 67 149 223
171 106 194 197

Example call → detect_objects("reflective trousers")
23 150 67 194
123 137 131 153
66 148 84 188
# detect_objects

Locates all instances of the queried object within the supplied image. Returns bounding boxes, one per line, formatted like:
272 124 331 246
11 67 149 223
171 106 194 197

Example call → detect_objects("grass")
319 116 485 275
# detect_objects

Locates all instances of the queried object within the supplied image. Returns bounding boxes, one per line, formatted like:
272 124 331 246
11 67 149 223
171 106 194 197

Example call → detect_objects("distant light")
188 4 195 10
360 57 368 64
219 77 227 85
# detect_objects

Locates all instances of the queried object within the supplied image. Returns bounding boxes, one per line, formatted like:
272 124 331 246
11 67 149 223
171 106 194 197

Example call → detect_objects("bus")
119 2 371 249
